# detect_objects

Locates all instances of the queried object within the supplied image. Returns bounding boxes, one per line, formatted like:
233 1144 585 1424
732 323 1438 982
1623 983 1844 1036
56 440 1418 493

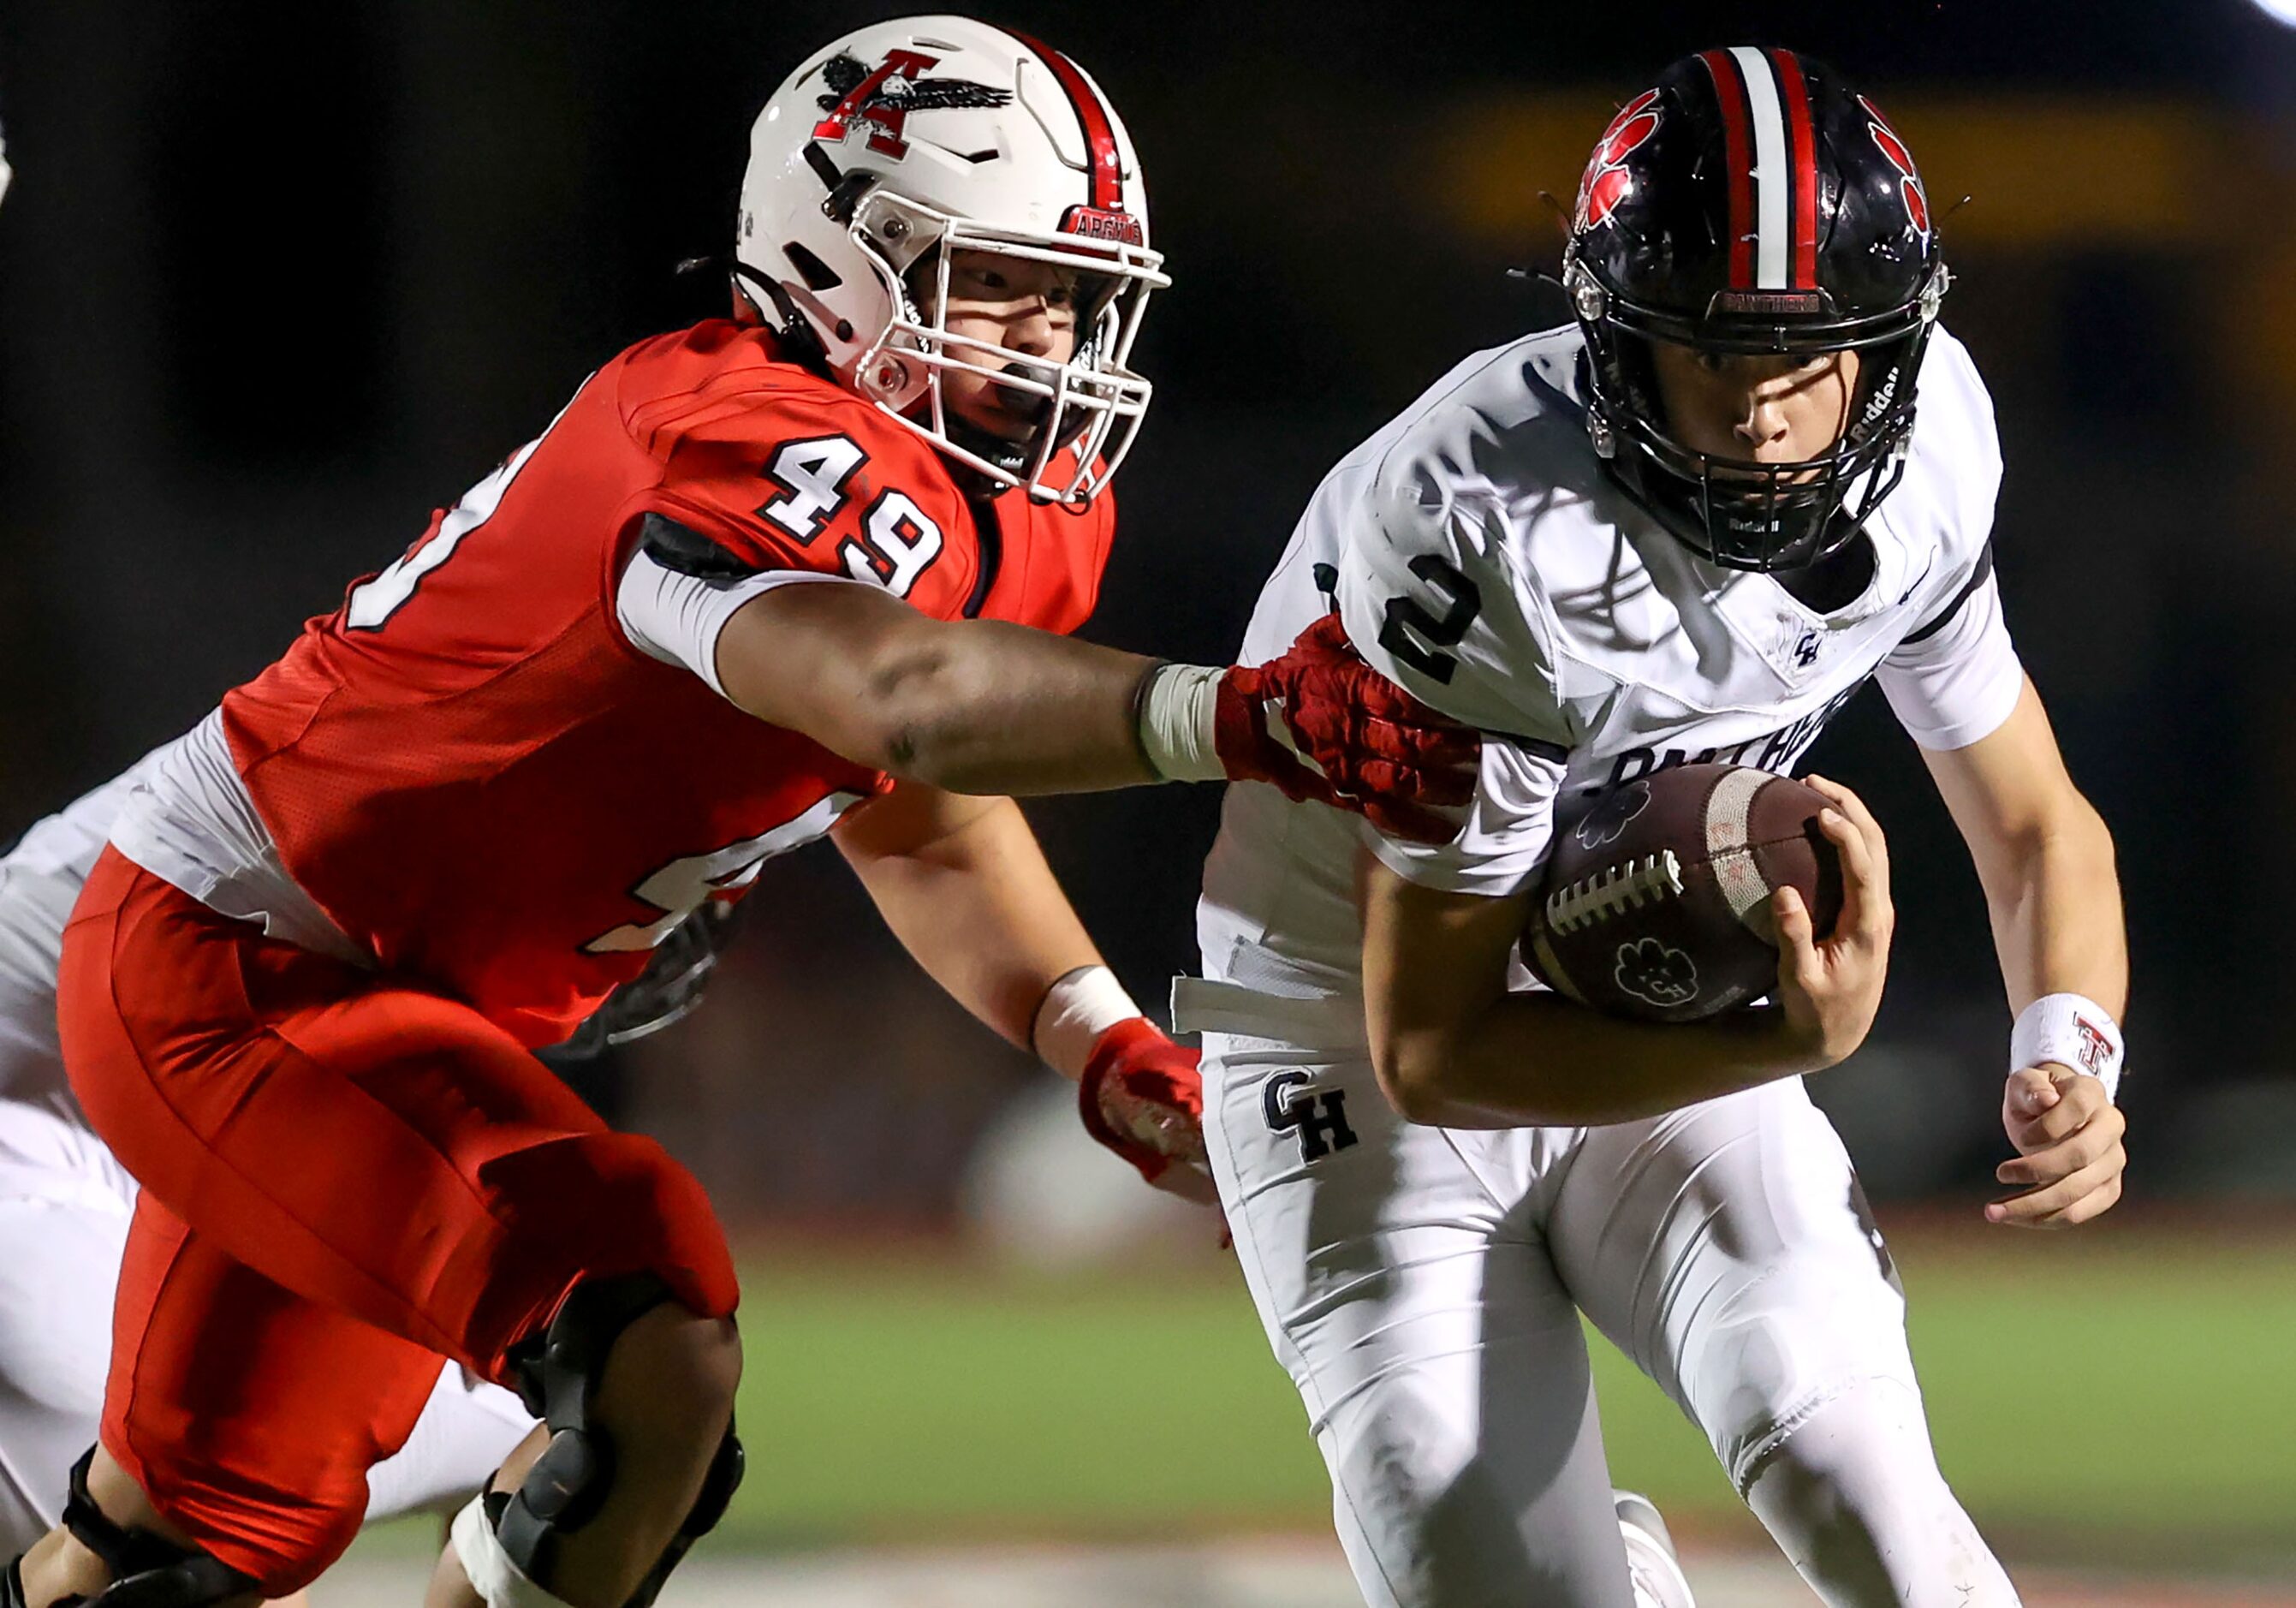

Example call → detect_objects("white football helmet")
736 16 1167 503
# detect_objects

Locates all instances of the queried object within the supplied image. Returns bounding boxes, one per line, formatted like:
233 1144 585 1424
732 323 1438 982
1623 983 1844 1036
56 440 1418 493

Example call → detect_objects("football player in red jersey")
3 19 1475 1608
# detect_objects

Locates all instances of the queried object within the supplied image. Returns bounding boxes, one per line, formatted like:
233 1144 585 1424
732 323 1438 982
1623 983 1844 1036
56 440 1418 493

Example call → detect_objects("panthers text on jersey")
115 319 1117 1046
1198 322 2022 998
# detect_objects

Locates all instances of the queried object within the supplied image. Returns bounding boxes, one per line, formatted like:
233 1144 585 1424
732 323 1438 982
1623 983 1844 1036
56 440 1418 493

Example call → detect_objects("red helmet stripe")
1006 32 1125 215
1770 50 1820 289
1699 49 1756 288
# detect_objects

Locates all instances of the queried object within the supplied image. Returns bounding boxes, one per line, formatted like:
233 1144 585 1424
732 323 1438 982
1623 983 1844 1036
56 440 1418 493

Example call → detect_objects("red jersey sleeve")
615 327 983 623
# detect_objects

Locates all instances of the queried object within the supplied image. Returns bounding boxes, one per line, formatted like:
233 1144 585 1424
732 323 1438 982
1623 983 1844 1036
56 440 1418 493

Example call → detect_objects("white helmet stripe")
1728 45 1791 289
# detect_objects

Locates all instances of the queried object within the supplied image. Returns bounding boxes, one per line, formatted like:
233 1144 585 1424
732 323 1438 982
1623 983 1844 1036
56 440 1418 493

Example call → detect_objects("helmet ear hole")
782 242 843 293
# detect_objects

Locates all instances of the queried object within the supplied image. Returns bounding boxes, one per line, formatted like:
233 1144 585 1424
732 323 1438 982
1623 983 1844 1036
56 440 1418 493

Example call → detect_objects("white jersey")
0 760 159 1197
1198 322 2024 999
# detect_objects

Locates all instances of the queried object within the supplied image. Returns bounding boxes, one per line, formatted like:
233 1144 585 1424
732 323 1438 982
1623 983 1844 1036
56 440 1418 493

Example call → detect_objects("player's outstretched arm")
712 586 1474 839
1361 785 1892 1129
1919 678 2128 1228
833 782 1215 1203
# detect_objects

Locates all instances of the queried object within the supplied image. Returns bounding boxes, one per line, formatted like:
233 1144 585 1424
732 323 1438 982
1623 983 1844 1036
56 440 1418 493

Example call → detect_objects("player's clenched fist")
1989 1065 2126 1228
1770 775 1894 1069
1077 1018 1218 1205
1139 614 1479 844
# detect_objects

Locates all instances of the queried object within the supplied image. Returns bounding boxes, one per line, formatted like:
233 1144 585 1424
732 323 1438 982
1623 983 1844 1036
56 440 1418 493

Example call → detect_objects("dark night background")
3 0 2292 1227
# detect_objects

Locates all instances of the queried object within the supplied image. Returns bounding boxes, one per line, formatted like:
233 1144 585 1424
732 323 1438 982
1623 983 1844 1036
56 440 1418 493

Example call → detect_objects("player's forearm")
1362 861 1827 1128
1375 993 1820 1129
1922 684 2127 1021
845 617 1167 795
836 790 1102 1049
717 589 1163 795
1977 799 2126 1019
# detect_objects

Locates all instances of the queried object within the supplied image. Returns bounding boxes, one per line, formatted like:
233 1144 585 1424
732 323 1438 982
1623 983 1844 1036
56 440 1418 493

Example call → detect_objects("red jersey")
218 320 1116 1046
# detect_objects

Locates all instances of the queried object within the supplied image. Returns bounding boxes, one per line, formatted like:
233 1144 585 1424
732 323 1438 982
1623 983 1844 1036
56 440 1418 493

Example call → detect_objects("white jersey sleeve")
1877 551 2025 750
1333 456 1575 898
615 545 869 700
1873 332 2025 751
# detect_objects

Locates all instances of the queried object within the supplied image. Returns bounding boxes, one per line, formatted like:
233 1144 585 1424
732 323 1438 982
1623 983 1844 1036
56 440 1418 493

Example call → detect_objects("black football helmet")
1563 48 1950 571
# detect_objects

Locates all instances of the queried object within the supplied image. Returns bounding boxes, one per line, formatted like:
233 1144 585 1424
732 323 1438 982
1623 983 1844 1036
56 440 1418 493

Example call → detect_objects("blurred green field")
729 1222 2296 1571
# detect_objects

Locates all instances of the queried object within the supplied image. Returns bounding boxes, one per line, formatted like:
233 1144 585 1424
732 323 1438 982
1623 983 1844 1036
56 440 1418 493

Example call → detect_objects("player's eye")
954 263 1007 295
1694 350 1729 375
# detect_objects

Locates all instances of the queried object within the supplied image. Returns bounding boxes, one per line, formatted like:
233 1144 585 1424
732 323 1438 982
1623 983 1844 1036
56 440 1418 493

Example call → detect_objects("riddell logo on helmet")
1858 95 1929 241
812 49 1014 160
1061 204 1145 247
1575 88 1663 232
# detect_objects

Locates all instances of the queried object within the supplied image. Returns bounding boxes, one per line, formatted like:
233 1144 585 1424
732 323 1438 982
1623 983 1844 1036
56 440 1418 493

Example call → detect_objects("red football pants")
58 849 740 1594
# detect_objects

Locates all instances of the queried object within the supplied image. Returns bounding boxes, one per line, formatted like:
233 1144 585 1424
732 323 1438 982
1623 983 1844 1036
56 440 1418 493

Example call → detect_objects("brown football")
1520 764 1845 1023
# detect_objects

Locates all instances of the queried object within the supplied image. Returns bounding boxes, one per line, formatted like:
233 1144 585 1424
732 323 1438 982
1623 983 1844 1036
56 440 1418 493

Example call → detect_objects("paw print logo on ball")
1573 779 1652 850
1614 937 1699 1008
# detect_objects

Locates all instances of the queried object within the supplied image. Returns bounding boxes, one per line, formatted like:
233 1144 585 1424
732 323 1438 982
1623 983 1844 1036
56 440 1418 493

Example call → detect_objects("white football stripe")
1711 847 1776 936
1704 768 1776 935
1728 46 1790 289
1703 766 1764 856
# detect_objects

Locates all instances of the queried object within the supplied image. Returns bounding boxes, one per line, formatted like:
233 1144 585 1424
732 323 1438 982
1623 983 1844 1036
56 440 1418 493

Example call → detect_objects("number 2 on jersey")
758 435 944 599
1378 555 1483 684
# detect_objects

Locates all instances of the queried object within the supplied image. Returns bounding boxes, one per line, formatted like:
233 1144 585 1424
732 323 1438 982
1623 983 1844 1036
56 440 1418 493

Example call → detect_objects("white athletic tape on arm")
1136 664 1226 782
449 1493 583 1608
1032 964 1145 1079
2010 992 2124 1104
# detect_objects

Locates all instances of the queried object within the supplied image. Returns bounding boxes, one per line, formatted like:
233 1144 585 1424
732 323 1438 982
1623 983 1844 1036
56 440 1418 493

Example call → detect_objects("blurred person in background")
1180 47 2126 1608
1 16 1478 1608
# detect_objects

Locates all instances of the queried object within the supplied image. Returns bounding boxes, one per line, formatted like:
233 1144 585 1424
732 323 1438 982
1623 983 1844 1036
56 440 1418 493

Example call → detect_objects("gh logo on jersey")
1264 1071 1359 1164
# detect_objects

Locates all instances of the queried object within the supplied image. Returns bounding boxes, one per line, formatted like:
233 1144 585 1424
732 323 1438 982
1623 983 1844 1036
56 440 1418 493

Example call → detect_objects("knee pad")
1674 1242 1917 1494
455 1275 744 1608
1743 1379 2019 1608
3 1449 259 1607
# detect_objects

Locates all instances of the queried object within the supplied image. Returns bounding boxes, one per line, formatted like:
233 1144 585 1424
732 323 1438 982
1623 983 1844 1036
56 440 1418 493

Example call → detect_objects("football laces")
1543 849 1686 936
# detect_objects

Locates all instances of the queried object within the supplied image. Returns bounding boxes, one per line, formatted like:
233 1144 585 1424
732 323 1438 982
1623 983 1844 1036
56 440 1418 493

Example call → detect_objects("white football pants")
1180 980 2018 1608
0 1102 536 1556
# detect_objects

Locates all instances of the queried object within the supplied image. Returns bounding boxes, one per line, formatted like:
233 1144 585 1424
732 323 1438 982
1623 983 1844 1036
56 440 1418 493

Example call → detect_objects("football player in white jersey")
1181 49 2126 1608
0 762 539 1577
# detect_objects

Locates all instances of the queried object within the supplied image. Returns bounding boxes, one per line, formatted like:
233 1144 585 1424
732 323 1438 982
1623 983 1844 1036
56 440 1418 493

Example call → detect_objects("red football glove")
1078 1018 1218 1206
1216 613 1478 844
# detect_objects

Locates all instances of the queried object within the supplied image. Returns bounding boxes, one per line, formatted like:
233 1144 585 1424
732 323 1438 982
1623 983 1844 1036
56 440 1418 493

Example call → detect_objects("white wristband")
1135 664 1225 782
1032 964 1145 1079
2010 993 2124 1104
